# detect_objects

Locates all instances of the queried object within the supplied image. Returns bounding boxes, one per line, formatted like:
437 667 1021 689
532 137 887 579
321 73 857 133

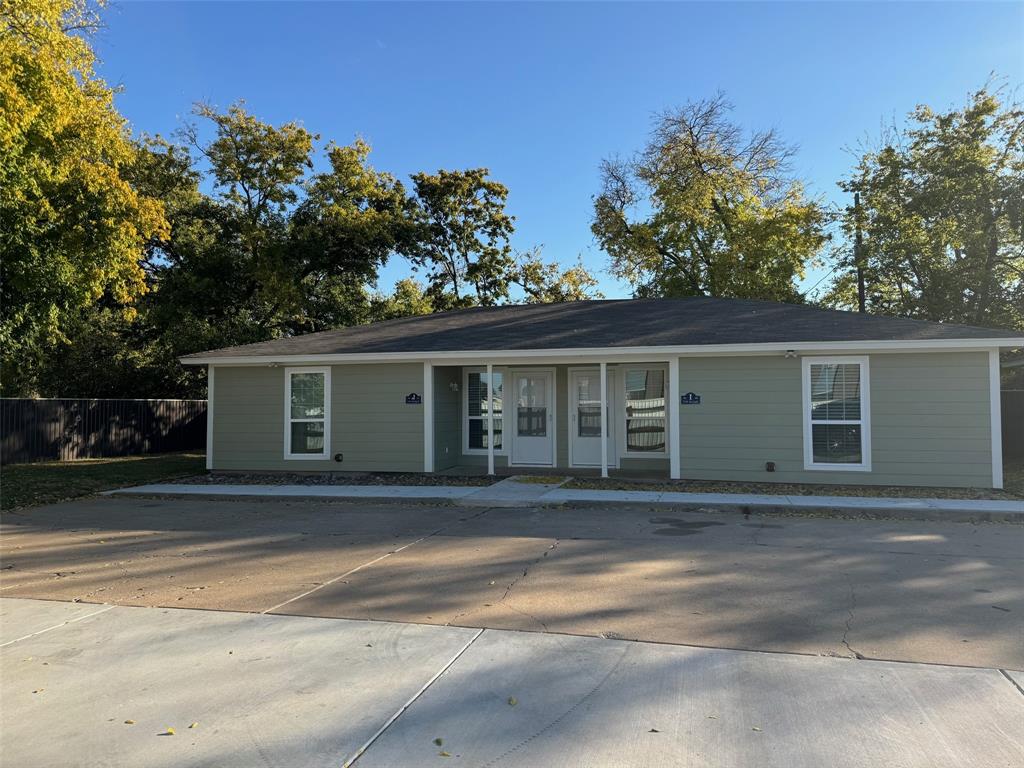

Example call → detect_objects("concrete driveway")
2 496 1021 669
2 496 1023 767
3 598 1023 768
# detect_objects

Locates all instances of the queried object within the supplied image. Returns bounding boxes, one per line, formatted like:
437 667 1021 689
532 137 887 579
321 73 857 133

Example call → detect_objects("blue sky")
95 1 1024 299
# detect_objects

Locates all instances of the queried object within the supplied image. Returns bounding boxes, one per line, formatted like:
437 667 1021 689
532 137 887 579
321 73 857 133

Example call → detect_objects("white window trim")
801 356 871 472
620 363 669 458
284 366 331 460
463 367 507 455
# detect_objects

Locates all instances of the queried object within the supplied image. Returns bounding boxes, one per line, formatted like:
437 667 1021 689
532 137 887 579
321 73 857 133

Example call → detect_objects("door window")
516 376 548 437
575 375 602 437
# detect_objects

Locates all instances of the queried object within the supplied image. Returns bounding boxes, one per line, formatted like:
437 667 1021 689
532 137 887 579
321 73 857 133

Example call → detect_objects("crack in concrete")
748 519 767 547
499 539 560 603
840 574 865 660
446 538 560 629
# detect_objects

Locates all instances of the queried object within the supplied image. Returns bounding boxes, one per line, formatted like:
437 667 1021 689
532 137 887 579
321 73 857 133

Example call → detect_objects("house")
180 297 1024 489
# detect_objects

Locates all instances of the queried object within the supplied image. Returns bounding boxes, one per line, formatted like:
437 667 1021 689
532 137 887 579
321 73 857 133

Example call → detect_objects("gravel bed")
169 472 495 487
565 477 1020 501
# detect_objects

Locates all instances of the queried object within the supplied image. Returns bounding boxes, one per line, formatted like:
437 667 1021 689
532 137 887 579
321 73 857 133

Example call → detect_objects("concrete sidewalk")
107 476 1024 521
1 597 1021 768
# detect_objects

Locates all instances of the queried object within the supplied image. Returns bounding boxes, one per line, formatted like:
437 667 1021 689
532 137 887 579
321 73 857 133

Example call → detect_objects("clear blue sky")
95 1 1024 299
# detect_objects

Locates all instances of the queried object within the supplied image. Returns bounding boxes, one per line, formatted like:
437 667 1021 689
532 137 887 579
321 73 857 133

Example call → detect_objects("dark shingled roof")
182 297 1021 359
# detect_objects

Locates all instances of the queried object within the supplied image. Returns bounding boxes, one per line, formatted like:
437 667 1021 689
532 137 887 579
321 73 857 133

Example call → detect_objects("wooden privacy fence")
1 398 207 465
1004 391 1024 460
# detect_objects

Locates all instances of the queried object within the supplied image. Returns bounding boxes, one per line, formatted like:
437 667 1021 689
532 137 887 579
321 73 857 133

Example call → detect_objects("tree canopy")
0 0 168 393
592 95 831 302
823 87 1023 330
409 169 516 309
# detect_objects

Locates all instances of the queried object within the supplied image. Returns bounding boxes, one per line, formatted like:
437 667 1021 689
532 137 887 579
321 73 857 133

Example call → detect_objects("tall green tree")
824 87 1023 329
513 247 604 303
409 169 516 308
0 0 168 395
147 108 414 362
592 94 830 301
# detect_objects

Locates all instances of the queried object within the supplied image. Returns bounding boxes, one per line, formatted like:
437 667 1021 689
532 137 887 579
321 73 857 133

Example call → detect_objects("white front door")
511 371 554 466
570 369 615 467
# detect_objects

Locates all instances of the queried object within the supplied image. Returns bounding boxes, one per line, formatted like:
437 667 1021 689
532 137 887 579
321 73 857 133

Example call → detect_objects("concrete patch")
0 600 478 768
356 629 1024 768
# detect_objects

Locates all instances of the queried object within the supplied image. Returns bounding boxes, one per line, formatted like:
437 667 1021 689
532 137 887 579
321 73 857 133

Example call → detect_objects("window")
285 367 331 459
623 367 666 454
464 369 503 452
802 357 870 471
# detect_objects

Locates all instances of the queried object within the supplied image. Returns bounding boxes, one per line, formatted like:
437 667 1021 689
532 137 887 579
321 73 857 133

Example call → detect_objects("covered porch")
423 357 683 479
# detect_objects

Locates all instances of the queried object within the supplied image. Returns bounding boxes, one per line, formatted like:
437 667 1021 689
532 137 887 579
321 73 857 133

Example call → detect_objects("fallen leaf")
648 728 660 733
507 697 517 706
189 722 199 729
707 715 718 719
439 751 451 758
161 727 175 736
752 726 762 732
124 720 135 725
32 689 43 694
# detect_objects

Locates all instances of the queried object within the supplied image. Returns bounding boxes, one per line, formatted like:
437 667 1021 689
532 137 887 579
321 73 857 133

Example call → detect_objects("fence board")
1004 391 1024 460
1 399 207 465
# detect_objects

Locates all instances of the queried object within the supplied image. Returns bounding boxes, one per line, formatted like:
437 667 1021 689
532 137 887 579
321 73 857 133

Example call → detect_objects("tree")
592 94 830 301
513 247 604 303
823 87 1023 329
146 109 414 367
369 278 435 321
409 169 516 308
0 0 168 394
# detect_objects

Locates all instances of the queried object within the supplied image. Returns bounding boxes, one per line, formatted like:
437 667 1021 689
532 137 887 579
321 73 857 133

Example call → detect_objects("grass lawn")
1 452 206 511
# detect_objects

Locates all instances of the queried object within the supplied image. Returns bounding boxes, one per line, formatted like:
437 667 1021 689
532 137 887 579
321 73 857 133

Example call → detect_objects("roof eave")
179 336 1024 366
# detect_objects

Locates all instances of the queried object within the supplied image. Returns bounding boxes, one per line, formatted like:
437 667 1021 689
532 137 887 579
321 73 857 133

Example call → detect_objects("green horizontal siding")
678 352 994 488
213 363 424 472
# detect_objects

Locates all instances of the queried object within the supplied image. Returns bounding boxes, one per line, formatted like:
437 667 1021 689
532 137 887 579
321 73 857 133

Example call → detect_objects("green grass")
1 452 206 511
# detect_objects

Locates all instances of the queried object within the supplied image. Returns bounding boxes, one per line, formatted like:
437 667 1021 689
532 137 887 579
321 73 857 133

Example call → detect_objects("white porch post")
668 355 681 480
990 349 1003 489
205 365 215 471
486 363 495 476
423 362 434 473
600 361 609 478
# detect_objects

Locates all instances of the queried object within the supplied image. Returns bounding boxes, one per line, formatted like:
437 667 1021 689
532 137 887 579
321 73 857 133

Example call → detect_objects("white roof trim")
180 337 1024 366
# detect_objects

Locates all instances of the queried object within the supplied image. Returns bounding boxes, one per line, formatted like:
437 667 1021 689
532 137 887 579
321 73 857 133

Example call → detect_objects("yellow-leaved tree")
0 0 167 394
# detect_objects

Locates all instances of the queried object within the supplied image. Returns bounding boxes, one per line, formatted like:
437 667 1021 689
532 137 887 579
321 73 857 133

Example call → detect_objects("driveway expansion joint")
1000 669 1024 697
343 627 486 767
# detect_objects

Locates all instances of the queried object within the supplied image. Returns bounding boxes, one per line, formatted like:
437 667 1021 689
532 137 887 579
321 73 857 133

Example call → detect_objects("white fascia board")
179 337 1024 367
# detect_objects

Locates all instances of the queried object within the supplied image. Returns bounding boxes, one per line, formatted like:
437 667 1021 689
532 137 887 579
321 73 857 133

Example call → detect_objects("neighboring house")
180 297 1024 489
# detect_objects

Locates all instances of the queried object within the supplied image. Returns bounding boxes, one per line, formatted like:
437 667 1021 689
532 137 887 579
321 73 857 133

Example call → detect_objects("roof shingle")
181 297 1022 360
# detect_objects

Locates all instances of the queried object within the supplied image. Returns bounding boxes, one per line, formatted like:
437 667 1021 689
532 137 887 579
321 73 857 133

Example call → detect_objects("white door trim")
509 367 556 467
567 366 618 469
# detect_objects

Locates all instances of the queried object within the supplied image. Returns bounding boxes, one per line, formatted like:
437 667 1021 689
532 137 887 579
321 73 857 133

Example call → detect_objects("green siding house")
181 298 1023 489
